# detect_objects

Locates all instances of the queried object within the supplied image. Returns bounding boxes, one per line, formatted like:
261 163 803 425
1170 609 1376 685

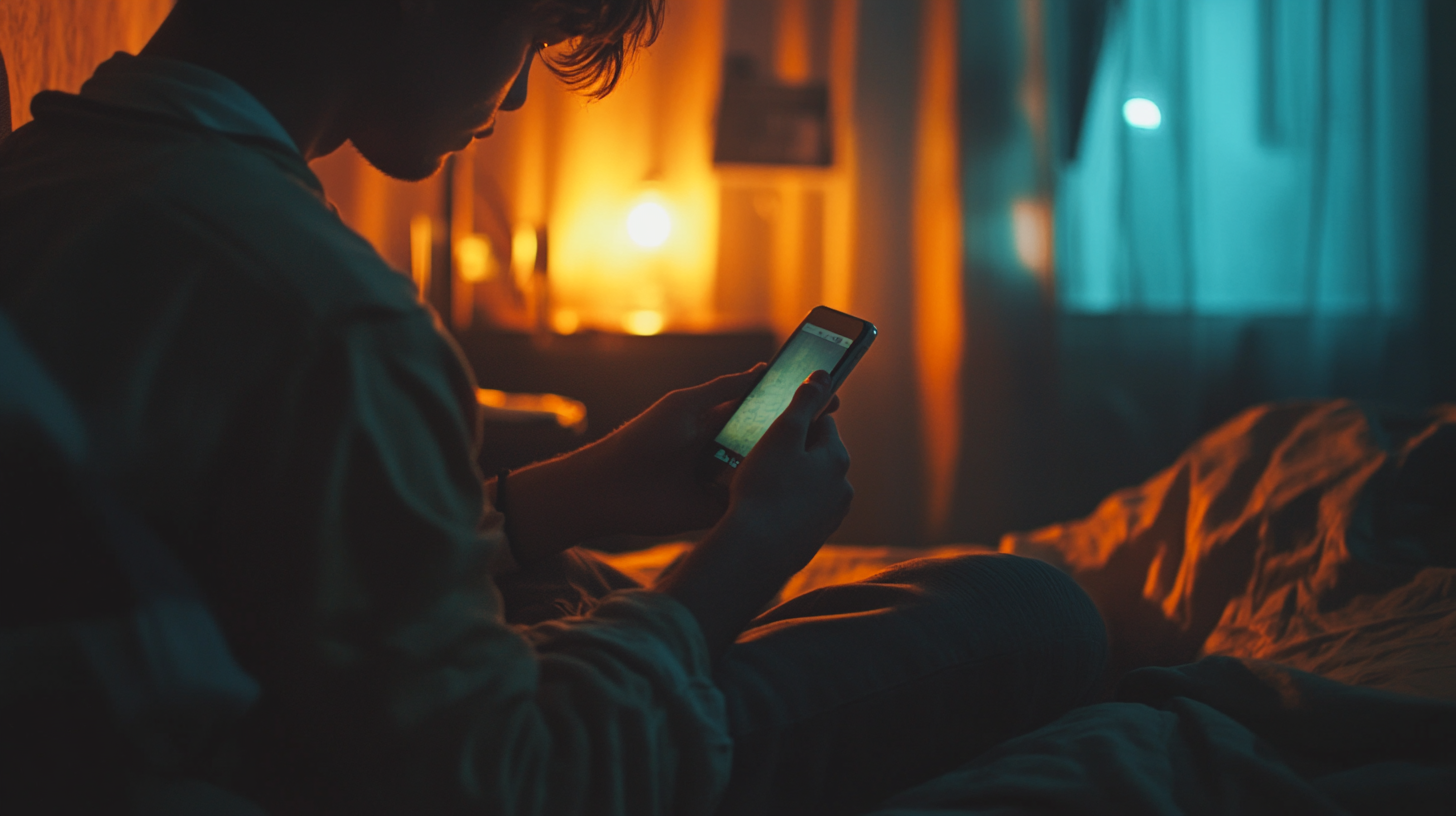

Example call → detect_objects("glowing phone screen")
713 323 854 464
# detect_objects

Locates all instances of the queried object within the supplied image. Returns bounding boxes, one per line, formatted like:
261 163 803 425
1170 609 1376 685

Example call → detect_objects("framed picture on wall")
714 55 833 167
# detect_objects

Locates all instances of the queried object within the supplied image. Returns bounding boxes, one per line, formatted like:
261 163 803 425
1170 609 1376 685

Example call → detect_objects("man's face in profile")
347 1 552 181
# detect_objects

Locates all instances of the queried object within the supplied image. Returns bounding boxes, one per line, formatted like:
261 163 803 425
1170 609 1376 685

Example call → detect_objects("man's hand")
502 364 842 564
582 364 766 535
656 370 854 653
726 370 854 569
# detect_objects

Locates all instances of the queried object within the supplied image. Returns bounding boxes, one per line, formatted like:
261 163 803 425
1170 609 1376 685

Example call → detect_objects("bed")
599 399 1456 814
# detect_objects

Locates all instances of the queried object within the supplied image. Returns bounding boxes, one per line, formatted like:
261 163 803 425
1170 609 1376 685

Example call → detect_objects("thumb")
760 370 831 448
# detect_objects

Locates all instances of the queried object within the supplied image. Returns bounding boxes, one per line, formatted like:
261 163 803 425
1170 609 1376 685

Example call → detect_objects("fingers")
703 399 739 430
808 413 852 474
706 372 839 444
812 415 853 515
673 363 766 410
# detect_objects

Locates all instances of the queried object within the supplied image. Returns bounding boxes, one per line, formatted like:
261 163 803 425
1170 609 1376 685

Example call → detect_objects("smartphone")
709 306 877 480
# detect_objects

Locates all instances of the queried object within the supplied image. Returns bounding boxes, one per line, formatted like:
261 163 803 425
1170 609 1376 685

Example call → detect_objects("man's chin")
350 140 449 183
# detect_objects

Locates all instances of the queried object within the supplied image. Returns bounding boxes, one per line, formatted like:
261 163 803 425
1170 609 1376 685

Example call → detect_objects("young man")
0 0 1106 812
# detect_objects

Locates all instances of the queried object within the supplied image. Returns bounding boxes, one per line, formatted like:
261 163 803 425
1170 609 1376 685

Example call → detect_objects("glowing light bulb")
1011 198 1051 280
456 234 492 282
552 309 581 335
409 214 432 298
627 201 672 248
511 226 538 289
1123 98 1162 129
623 309 665 335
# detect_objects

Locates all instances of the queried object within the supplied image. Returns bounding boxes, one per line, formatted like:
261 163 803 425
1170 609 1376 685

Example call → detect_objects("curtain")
1058 0 1426 316
1026 0 1445 528
0 0 173 131
934 0 1449 544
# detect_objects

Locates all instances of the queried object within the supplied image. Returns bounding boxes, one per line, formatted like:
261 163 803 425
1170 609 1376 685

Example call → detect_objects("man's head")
166 0 663 180
348 0 665 180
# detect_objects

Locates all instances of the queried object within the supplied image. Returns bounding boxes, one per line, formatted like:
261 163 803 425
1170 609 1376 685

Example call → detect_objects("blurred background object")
4 0 1452 549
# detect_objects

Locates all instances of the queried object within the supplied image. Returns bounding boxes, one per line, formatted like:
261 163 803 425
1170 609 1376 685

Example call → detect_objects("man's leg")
494 549 1107 814
713 553 1107 816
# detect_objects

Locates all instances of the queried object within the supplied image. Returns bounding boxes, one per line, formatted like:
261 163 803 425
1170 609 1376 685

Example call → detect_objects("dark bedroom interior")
2 0 1453 813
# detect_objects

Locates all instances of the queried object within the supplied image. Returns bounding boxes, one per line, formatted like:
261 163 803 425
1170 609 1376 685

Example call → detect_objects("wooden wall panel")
0 0 172 130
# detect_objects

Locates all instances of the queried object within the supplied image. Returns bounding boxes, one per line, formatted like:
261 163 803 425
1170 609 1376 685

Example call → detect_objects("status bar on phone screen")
802 324 852 348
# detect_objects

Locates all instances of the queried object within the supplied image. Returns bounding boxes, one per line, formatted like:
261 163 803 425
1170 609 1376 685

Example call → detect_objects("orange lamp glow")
511 225 539 290
626 201 672 249
477 388 587 434
409 214 432 299
456 234 493 282
552 309 581 335
623 309 666 335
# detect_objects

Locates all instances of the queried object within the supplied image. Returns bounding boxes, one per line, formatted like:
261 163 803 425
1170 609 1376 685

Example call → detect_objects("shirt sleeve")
234 309 732 815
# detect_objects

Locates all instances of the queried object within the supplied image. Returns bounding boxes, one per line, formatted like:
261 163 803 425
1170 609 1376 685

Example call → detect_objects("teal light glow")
1122 97 1162 129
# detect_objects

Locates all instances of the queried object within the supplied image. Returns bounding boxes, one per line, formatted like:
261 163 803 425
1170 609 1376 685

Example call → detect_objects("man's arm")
236 311 735 814
655 373 853 653
496 367 766 565
502 371 853 655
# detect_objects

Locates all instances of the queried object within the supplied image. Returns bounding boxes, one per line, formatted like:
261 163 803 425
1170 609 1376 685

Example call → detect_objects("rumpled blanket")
871 656 1456 815
1001 400 1456 700
869 400 1456 814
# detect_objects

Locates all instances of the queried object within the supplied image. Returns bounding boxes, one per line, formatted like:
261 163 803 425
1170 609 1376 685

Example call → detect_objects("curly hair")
533 0 665 99
177 0 663 100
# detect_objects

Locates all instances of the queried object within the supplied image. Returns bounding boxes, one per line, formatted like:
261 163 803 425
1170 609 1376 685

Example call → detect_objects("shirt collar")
80 52 299 153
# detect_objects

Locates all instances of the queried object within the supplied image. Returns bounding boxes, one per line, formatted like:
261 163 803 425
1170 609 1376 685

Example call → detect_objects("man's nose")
501 54 533 112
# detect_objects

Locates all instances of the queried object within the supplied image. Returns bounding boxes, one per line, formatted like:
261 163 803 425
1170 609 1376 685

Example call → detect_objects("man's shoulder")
1 94 419 326
151 145 419 324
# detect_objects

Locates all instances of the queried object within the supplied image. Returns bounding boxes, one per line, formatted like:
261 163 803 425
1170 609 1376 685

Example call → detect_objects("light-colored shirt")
0 53 730 814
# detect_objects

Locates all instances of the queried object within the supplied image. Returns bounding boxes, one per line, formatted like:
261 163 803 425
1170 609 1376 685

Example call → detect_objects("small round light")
552 309 581 335
627 201 672 248
623 309 665 335
456 234 492 282
1122 97 1162 130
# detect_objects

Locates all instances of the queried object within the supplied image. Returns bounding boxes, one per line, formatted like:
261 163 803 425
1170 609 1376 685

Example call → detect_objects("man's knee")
878 553 1109 702
999 554 1108 701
